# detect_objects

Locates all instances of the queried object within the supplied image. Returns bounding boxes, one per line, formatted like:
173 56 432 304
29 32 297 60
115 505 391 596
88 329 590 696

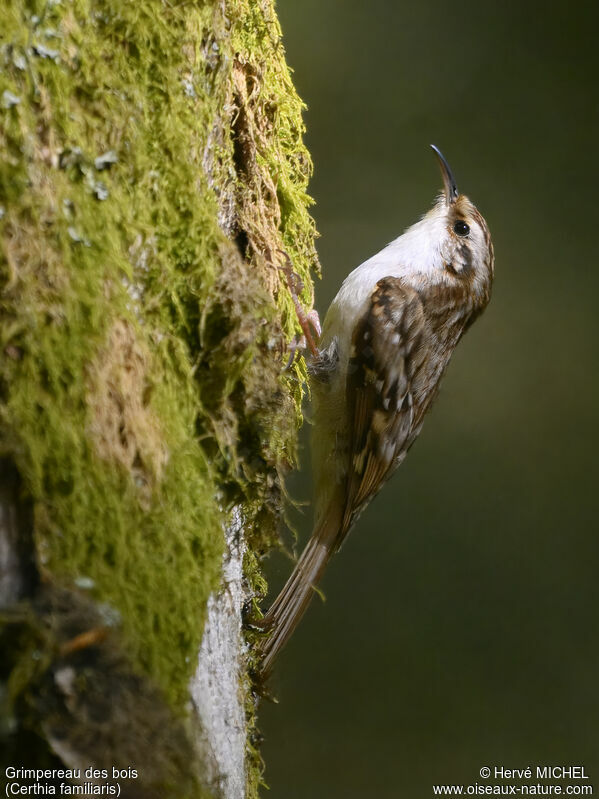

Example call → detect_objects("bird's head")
395 146 494 311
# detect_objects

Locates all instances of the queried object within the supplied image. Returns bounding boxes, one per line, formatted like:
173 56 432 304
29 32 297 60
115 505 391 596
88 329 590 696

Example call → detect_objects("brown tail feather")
259 515 339 679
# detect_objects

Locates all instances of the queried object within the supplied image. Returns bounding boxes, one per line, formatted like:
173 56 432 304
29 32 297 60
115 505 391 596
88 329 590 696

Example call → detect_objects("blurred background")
261 1 599 796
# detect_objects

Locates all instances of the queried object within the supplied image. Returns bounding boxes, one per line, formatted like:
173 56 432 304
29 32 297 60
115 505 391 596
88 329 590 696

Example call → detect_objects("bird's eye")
453 220 470 237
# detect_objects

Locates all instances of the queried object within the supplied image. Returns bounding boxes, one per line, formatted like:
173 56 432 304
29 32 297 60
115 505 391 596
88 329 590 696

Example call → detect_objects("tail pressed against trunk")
259 527 334 679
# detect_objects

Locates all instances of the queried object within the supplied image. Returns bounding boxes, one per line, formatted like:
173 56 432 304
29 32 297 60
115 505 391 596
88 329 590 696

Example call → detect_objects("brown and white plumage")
259 147 494 678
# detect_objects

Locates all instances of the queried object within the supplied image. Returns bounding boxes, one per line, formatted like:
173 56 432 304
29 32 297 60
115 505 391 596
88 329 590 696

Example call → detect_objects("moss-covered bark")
0 0 317 796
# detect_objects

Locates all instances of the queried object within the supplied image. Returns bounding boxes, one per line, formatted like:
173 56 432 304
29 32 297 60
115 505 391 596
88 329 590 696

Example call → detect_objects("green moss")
0 0 318 792
0 0 233 713
224 6 320 796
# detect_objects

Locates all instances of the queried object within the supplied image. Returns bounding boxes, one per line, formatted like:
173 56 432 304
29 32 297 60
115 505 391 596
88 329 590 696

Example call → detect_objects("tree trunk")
0 1 317 797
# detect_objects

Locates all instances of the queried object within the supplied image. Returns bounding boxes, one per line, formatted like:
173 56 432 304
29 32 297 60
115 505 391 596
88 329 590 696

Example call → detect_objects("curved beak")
430 144 458 205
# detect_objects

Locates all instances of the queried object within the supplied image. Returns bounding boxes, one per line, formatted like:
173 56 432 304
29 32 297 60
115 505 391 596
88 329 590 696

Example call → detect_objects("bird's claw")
276 249 321 360
285 335 307 370
284 311 322 369
306 308 322 340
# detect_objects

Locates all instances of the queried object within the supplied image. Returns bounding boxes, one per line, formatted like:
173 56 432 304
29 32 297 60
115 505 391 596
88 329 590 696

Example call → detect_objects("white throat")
322 205 451 350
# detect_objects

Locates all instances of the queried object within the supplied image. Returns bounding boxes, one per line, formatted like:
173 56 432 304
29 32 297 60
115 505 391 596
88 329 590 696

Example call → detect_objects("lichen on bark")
0 0 317 796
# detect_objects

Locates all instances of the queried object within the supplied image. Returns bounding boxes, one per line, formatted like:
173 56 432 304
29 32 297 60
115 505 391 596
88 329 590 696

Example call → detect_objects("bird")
259 145 494 679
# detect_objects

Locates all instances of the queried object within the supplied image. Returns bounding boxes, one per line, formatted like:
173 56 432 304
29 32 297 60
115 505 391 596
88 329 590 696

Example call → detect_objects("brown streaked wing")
339 277 428 542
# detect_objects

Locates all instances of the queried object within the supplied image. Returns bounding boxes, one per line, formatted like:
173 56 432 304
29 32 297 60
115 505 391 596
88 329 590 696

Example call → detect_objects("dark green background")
261 1 598 796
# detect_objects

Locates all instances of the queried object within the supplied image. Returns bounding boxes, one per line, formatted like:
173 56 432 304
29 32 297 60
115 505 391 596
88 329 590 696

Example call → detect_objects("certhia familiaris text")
259 146 494 678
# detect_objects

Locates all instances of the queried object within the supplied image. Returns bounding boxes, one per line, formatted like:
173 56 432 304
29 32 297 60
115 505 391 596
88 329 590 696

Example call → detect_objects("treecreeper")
259 146 495 679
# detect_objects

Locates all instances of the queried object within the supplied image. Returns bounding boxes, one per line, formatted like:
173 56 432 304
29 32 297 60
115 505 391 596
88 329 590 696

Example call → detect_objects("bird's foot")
285 334 307 370
284 320 321 369
277 250 321 360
